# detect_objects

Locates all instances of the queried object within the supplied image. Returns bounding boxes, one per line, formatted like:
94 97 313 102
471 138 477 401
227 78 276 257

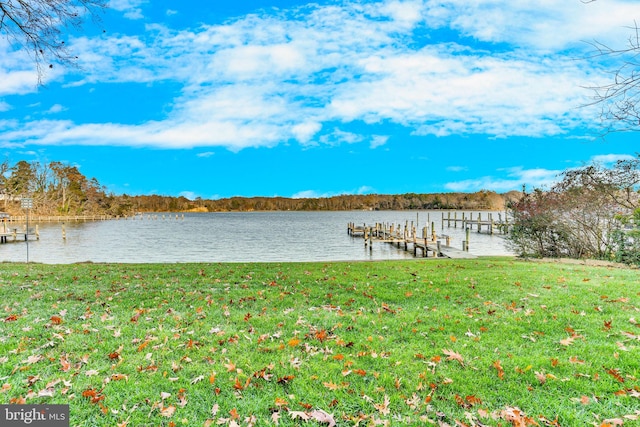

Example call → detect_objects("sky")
1 0 640 200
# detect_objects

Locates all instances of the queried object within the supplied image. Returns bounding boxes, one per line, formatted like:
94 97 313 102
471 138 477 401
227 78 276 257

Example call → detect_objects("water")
0 211 512 264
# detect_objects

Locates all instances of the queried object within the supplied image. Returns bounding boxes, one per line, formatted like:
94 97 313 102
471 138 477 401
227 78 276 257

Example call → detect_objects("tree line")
1 159 516 216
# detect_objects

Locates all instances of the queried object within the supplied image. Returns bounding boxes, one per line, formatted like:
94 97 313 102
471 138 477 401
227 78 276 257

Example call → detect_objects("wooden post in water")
465 227 470 251
403 224 408 251
413 230 417 256
431 222 436 241
62 223 66 240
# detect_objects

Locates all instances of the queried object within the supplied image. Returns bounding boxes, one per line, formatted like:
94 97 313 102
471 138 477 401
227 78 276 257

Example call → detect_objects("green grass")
0 258 639 426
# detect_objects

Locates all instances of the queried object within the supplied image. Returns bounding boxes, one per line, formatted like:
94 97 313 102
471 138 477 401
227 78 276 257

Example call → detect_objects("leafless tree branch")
0 0 106 83
582 20 640 135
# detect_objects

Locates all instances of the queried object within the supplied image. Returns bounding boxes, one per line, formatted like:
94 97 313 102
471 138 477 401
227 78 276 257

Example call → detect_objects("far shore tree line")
0 159 517 217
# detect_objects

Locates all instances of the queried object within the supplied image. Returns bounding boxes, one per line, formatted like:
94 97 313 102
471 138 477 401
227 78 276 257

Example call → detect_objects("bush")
507 158 640 265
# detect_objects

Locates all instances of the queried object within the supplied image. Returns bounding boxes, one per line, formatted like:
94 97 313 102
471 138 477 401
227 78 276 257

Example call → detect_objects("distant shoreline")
3 206 509 223
1 190 521 217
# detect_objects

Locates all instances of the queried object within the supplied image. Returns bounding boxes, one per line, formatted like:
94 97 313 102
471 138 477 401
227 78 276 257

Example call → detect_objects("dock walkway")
349 221 478 259
0 229 36 244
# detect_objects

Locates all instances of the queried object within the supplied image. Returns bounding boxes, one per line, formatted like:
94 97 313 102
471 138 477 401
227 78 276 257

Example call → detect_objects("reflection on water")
0 211 512 264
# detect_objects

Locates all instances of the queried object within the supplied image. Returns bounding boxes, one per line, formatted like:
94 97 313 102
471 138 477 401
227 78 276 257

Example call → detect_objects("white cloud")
292 121 322 144
3 0 640 149
332 50 591 138
511 167 563 186
0 101 10 112
109 0 143 9
291 186 375 198
197 151 215 158
424 0 640 50
445 167 562 192
109 0 145 20
356 186 376 194
123 9 144 20
46 104 66 114
0 71 38 95
591 153 637 165
179 191 198 200
319 129 364 146
446 166 467 172
292 190 325 199
370 135 389 149
377 0 424 28
0 42 41 95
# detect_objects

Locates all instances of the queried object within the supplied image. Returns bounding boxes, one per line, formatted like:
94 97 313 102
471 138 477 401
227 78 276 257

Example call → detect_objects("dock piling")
465 227 470 251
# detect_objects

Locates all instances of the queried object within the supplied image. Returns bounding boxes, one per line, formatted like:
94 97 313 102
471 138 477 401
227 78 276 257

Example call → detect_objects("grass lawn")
0 258 638 426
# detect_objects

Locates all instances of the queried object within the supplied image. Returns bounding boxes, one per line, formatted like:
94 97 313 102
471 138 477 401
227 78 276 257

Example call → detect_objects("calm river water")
1 211 512 264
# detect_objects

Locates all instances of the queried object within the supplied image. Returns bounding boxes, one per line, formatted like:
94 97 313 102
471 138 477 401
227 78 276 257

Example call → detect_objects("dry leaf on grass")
442 349 464 366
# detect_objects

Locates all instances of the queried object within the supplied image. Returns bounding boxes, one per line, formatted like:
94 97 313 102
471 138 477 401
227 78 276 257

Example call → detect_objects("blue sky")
1 0 640 200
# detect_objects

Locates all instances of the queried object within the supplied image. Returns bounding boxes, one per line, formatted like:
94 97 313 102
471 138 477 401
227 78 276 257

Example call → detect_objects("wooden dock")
441 211 510 235
349 211 510 259
348 221 478 259
4 214 114 223
1 212 185 245
4 213 185 222
0 228 37 244
1 212 39 244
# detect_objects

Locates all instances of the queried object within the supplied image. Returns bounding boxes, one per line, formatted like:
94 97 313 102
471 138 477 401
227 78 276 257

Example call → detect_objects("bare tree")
583 21 640 134
0 0 106 82
0 158 10 209
560 156 640 210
